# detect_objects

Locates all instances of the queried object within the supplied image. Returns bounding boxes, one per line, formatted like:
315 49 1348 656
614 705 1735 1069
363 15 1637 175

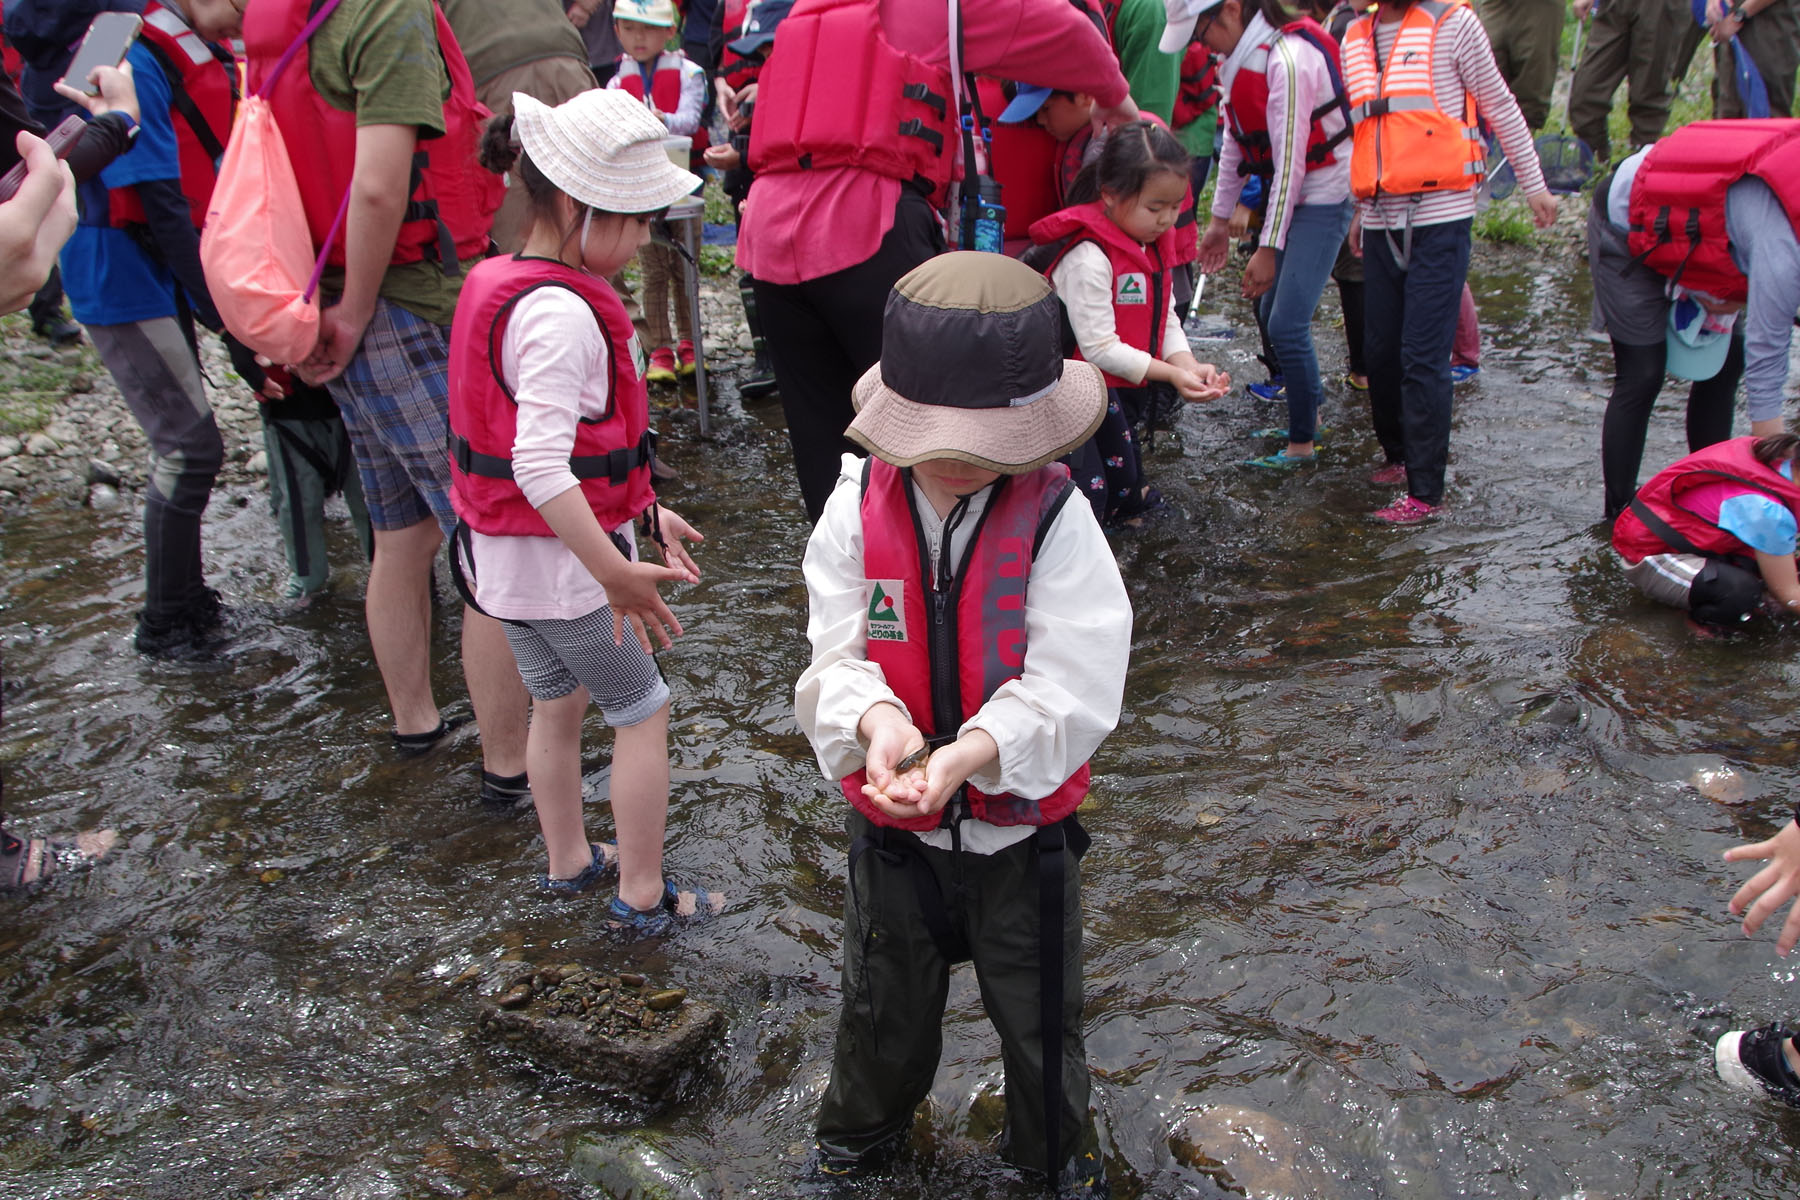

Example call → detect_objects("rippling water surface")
4 255 1799 1198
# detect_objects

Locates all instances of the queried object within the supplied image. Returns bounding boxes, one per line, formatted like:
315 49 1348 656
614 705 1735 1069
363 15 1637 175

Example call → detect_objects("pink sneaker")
1372 494 1440 525
645 345 678 384
1369 461 1407 486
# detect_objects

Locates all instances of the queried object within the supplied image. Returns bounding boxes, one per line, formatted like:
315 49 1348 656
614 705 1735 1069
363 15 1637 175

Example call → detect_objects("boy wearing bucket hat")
794 252 1131 1195
605 0 706 383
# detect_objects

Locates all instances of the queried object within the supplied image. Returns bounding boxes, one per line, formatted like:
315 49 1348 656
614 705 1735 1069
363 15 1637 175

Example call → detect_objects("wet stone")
476 965 724 1107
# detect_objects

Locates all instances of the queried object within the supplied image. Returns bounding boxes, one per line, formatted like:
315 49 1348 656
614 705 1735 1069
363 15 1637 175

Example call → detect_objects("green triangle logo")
868 582 900 622
1119 276 1142 298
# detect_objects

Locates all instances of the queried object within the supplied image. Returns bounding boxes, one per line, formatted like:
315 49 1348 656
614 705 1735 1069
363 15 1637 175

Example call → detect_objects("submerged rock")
476 965 724 1106
1170 1104 1334 1199
570 1132 714 1199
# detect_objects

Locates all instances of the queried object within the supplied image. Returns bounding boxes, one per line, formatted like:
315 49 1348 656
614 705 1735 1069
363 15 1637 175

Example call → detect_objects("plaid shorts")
327 300 458 533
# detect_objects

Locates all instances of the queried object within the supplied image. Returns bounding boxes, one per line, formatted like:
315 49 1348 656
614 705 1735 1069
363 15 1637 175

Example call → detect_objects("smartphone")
59 11 144 97
0 116 88 204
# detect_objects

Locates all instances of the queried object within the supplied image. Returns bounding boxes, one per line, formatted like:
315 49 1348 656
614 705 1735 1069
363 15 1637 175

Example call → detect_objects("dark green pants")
260 386 372 598
1480 0 1566 130
816 810 1101 1185
1567 0 1685 158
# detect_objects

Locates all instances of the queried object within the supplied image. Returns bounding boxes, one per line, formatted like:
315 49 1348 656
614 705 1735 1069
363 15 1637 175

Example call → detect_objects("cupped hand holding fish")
856 704 999 821
1725 816 1800 956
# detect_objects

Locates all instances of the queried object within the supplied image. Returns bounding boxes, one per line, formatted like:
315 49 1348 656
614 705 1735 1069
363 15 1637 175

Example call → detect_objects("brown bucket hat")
847 252 1106 474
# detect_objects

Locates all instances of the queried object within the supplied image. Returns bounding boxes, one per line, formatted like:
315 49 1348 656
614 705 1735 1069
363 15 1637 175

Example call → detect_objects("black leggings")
1600 334 1744 521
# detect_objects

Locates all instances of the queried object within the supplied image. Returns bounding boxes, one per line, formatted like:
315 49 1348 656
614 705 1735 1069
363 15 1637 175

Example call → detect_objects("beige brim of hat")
513 93 701 215
846 359 1107 474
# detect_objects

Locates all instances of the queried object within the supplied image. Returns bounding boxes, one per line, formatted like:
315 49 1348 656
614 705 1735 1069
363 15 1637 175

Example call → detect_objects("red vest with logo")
241 0 501 272
108 2 235 230
842 459 1091 832
614 54 709 154
1627 118 1800 305
1028 201 1177 389
447 256 655 537
747 0 956 204
1225 18 1350 181
1613 437 1800 563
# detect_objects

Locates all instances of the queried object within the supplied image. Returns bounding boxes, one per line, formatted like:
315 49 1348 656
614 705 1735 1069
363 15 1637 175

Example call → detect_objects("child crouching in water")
1029 120 1230 526
794 252 1130 1195
449 89 721 937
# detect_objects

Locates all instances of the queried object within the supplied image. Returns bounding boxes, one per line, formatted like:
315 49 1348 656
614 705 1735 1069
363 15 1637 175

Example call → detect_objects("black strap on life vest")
451 427 657 486
1626 205 1704 289
402 150 463 278
137 36 231 165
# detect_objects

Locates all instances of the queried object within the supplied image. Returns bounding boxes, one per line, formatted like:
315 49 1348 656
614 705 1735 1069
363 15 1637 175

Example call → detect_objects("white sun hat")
1159 0 1227 54
511 89 700 214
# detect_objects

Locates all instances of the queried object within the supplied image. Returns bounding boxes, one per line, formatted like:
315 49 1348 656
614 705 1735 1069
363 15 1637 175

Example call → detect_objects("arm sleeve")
958 0 1131 109
1051 241 1155 383
1259 38 1317 252
961 491 1130 798
99 44 180 189
1453 9 1547 198
64 112 135 183
507 287 614 509
135 177 221 330
1716 492 1799 556
1726 179 1800 426
662 57 706 136
341 0 450 135
1212 122 1246 219
794 457 913 782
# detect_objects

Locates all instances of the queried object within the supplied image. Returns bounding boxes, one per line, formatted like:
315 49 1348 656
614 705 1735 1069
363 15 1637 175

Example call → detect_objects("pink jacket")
736 0 1129 284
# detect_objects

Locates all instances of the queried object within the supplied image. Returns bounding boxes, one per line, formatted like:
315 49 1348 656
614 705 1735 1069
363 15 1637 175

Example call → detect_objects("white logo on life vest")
1116 273 1148 305
866 579 907 642
627 332 648 380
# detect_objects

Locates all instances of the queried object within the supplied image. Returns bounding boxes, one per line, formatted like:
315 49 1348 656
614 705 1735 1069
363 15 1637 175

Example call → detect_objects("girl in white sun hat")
447 88 721 938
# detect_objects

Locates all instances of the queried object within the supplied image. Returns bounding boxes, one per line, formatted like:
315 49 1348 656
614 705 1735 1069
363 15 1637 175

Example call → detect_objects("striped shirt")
1357 4 1546 231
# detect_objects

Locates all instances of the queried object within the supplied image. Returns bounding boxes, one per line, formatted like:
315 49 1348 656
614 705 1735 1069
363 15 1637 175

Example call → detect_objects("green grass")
1474 199 1538 244
0 312 101 439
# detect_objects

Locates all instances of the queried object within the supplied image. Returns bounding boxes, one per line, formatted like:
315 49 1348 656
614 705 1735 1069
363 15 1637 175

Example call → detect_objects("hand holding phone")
0 116 85 204
58 11 144 97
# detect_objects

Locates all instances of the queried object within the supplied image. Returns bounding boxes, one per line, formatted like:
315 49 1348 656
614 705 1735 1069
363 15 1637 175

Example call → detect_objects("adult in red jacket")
1613 434 1800 631
738 0 1136 522
194 0 528 796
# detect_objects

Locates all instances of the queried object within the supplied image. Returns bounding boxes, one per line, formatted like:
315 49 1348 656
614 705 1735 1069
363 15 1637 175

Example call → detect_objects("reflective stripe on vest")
1342 0 1483 199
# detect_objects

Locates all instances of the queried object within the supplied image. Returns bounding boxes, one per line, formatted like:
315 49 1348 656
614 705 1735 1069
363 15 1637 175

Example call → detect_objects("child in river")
794 252 1130 1195
1028 121 1229 526
1715 805 1800 1108
448 89 719 937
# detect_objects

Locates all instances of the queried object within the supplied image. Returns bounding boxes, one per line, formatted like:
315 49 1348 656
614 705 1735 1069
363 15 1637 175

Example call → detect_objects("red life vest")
108 2 235 230
718 0 761 90
614 53 709 154
1626 118 1800 306
841 458 1091 832
1028 200 1178 389
979 77 1059 241
447 256 656 537
1224 17 1351 181
1613 437 1800 563
241 0 502 274
1173 43 1219 131
747 0 956 205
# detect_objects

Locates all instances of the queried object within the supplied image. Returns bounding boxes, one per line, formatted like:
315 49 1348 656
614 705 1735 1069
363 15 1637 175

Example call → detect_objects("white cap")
1159 0 1228 54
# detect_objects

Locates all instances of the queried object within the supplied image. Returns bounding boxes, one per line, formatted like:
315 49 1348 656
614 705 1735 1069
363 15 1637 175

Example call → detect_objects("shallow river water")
4 252 1800 1199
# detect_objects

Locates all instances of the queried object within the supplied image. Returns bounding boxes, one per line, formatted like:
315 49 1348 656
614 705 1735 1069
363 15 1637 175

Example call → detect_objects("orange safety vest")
1341 0 1485 200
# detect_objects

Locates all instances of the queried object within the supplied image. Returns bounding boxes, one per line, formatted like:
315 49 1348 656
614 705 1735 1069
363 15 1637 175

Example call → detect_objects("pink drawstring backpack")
199 0 349 366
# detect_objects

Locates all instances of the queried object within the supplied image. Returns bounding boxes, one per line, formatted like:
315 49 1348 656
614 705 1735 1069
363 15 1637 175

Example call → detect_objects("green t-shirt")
1178 111 1217 161
311 0 462 326
1113 0 1179 124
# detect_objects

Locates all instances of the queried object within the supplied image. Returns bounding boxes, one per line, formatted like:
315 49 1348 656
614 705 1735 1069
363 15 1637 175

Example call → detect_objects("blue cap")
998 84 1052 125
1665 295 1733 382
727 0 794 57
